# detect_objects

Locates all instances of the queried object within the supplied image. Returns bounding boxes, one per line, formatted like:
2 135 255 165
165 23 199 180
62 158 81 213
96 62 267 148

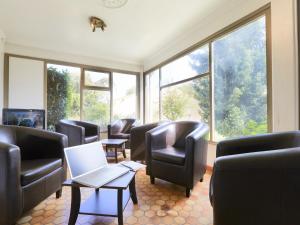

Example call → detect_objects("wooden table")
63 171 137 225
101 139 128 163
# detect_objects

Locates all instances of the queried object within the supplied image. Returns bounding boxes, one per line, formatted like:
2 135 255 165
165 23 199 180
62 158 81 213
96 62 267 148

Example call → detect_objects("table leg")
117 189 123 225
129 176 138 204
115 147 118 163
68 186 81 225
122 143 126 158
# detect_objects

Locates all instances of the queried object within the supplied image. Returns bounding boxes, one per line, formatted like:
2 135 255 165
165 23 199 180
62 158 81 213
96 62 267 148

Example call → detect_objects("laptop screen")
64 142 108 178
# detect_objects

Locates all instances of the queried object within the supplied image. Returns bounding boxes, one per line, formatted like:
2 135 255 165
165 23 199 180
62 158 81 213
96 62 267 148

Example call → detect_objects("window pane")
161 76 209 123
161 45 209 86
47 64 80 131
112 73 137 120
82 90 110 129
145 70 160 123
213 16 267 141
84 70 109 87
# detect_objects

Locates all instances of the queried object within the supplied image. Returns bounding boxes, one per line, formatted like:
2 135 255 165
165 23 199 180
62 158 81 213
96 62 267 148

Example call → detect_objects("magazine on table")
119 161 146 171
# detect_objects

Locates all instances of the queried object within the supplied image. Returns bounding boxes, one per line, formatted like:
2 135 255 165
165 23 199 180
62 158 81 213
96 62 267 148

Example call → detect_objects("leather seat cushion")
110 133 130 139
85 135 98 144
152 147 186 165
21 159 62 186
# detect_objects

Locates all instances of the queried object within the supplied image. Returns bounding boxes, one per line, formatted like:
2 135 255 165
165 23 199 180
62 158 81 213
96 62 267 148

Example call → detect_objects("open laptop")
64 142 130 188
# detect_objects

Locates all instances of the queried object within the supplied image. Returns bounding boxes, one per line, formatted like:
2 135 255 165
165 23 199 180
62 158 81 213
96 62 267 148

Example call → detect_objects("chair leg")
186 188 190 198
150 176 155 184
56 189 62 199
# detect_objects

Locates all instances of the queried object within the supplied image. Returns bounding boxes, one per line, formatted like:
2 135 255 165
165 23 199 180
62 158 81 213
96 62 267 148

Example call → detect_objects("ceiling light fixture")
102 0 128 8
90 16 107 32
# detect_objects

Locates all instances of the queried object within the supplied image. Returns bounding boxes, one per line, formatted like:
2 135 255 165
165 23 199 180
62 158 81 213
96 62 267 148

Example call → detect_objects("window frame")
143 4 272 143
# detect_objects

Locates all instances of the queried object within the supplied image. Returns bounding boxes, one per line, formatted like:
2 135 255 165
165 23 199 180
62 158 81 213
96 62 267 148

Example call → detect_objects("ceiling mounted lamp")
90 16 107 32
102 0 128 8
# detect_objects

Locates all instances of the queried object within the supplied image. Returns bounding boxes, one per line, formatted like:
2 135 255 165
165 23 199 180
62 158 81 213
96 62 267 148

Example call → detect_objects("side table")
63 171 137 225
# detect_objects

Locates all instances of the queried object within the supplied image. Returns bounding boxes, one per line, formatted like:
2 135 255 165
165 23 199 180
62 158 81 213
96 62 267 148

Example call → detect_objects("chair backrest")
0 125 17 145
121 118 136 133
110 119 124 134
173 121 202 148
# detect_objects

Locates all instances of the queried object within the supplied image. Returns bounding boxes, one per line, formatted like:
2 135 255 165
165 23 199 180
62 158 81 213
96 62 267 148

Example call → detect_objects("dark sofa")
0 125 68 225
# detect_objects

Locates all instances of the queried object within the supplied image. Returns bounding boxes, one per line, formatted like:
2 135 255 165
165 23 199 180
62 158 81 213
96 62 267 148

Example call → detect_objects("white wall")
0 29 5 122
144 0 299 167
8 57 44 109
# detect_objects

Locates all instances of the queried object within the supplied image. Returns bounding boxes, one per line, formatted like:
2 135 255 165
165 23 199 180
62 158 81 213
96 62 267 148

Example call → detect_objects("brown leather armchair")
55 120 100 147
0 125 67 225
210 131 300 225
146 121 209 197
130 121 169 161
108 118 136 148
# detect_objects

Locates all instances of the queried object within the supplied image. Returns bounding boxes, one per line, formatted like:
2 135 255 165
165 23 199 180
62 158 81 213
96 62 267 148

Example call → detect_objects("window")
161 77 209 123
144 10 270 142
47 64 139 131
84 70 109 88
212 16 267 141
145 70 160 123
47 64 80 131
161 45 209 86
113 72 137 120
82 90 110 128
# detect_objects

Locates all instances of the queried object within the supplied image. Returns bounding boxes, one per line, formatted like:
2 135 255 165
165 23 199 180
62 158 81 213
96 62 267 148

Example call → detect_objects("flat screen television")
2 108 45 129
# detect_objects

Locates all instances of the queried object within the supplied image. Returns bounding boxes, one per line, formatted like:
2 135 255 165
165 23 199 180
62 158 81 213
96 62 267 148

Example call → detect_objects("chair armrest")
0 142 22 224
56 122 84 146
74 121 100 138
210 147 300 224
216 131 300 158
185 125 209 184
16 127 68 160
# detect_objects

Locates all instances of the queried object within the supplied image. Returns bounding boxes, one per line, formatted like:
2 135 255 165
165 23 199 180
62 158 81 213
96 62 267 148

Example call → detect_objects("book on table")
119 161 145 171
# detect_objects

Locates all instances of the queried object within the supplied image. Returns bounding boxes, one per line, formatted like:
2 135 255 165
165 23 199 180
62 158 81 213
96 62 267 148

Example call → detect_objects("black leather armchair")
108 118 136 148
210 131 300 225
130 121 168 161
55 119 100 147
146 121 209 197
0 125 67 225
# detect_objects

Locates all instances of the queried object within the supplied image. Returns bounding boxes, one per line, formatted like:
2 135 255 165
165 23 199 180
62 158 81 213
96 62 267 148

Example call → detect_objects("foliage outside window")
47 65 80 131
145 13 269 142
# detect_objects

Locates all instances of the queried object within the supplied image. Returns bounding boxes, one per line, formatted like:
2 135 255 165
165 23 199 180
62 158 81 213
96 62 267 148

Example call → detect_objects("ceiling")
0 0 233 65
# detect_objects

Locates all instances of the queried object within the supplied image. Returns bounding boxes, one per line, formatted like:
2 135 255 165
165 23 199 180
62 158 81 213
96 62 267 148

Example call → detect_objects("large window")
145 10 270 142
213 16 267 141
47 64 139 131
145 70 159 123
113 72 137 120
47 64 81 131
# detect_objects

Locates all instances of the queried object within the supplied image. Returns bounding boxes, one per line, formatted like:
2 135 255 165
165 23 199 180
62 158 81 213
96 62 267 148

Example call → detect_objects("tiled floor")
17 153 213 225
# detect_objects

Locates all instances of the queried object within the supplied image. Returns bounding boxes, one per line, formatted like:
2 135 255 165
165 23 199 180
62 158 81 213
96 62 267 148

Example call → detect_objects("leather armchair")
55 119 100 147
108 118 136 148
130 121 169 161
210 131 300 225
146 121 209 197
0 125 67 225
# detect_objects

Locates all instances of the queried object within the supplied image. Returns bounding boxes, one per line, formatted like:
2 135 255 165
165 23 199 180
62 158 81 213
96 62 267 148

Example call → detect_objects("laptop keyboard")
74 165 129 187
